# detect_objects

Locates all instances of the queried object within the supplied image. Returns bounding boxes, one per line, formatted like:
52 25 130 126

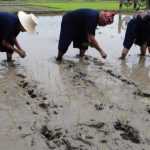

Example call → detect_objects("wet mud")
114 120 141 144
0 15 150 150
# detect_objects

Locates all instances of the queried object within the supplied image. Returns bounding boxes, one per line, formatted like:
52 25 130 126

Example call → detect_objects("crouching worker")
120 12 150 59
56 9 116 61
0 11 38 62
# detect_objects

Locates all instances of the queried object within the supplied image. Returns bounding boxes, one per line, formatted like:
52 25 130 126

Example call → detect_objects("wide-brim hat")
18 11 38 33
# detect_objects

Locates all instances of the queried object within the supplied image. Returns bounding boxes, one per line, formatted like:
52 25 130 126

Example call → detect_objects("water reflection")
120 56 150 89
118 12 132 33
0 15 149 91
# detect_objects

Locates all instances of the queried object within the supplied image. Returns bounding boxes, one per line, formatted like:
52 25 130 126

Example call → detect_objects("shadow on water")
0 13 149 90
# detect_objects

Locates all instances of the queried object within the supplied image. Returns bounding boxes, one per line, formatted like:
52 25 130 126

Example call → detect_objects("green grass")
28 1 133 11
0 0 145 12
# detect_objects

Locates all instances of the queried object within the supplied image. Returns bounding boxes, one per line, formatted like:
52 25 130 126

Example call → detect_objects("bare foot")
56 56 62 62
119 56 125 60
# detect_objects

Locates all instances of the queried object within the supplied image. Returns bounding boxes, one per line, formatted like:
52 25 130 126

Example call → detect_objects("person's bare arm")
88 34 107 59
1 40 14 51
2 40 26 58
14 38 22 50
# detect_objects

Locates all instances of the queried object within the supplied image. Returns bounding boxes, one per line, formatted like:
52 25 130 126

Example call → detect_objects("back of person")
134 12 150 45
0 11 38 62
0 12 19 44
63 9 99 34
120 11 150 59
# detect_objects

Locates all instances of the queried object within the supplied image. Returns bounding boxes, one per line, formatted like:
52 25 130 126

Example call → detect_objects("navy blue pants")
123 18 150 49
58 16 88 54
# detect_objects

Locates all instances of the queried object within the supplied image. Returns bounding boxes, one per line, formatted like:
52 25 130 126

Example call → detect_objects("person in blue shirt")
120 11 150 59
56 9 116 61
0 11 37 62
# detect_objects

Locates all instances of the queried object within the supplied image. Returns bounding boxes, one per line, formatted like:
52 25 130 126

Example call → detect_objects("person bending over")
56 9 116 61
0 11 38 61
120 12 150 59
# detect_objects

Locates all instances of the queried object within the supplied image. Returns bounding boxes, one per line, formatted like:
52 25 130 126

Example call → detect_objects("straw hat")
18 11 38 32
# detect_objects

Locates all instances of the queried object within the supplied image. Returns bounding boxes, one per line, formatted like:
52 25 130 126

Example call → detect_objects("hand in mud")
101 52 107 59
18 50 26 58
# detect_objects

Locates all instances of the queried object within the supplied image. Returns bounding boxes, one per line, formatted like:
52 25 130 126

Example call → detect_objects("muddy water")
0 14 150 150
17 14 150 90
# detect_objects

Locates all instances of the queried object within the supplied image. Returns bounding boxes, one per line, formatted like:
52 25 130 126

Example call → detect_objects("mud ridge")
79 122 105 130
101 67 137 87
82 56 138 87
63 57 150 98
40 125 78 149
93 59 150 98
114 120 141 144
133 89 150 98
63 62 96 87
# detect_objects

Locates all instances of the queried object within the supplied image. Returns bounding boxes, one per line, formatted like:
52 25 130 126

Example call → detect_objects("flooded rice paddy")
0 14 150 150
14 14 150 90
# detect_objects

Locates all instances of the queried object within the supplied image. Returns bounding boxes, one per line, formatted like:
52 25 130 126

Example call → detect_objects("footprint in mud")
18 80 28 88
40 125 64 149
40 125 63 141
114 120 141 144
18 79 48 100
27 88 37 98
39 101 50 109
94 103 105 111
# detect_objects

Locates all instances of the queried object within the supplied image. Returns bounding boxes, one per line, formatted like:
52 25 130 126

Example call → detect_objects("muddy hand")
18 50 26 58
102 52 107 59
